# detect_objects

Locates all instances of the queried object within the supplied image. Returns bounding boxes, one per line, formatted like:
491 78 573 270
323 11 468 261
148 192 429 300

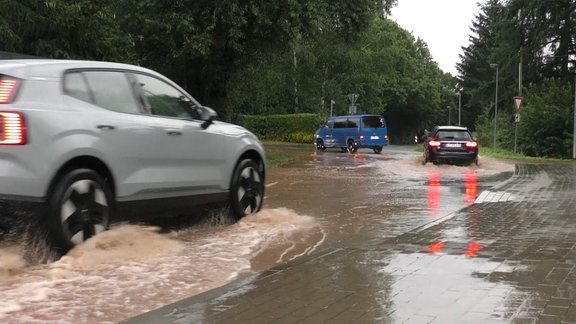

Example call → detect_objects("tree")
0 0 135 61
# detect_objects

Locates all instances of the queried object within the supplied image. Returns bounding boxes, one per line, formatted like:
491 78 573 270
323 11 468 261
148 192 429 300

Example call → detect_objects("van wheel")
47 169 112 255
373 146 383 154
316 139 326 151
347 140 358 153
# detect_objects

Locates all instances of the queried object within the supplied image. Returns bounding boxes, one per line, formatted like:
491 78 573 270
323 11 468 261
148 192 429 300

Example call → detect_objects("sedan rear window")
436 130 472 140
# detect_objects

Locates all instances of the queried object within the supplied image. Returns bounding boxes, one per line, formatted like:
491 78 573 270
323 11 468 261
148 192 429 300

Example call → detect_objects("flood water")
0 145 515 323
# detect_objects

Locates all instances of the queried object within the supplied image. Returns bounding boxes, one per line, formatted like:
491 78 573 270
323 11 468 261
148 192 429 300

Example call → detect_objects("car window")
132 73 200 120
333 118 347 128
362 116 385 128
82 71 140 114
436 130 471 140
63 72 92 102
346 118 359 128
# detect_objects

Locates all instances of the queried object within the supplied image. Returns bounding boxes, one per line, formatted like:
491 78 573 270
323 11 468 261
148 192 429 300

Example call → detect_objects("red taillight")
466 141 478 148
428 140 441 147
0 79 17 104
359 135 364 140
0 112 26 145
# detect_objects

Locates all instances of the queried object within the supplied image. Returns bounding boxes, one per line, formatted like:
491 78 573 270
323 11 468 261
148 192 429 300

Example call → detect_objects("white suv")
0 59 266 257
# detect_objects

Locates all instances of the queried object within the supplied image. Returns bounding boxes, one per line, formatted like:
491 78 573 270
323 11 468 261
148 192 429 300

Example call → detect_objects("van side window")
347 118 359 128
333 118 347 128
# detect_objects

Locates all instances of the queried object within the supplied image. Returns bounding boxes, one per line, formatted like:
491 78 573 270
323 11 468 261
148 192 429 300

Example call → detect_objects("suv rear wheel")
47 169 112 254
229 159 264 220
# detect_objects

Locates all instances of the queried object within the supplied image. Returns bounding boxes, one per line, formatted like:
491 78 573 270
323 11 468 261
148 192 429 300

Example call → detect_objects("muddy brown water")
0 145 514 323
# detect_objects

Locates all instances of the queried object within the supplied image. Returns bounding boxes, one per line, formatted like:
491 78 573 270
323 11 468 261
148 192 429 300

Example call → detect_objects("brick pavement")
123 163 576 324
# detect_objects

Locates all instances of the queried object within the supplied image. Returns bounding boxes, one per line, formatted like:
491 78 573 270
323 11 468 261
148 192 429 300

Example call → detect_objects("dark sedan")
422 126 479 166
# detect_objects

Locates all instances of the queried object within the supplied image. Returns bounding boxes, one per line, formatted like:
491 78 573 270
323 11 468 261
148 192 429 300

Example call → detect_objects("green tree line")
459 0 576 158
2 0 575 155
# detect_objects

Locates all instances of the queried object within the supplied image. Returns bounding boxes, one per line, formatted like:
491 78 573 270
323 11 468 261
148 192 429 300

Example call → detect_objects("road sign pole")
514 115 518 153
513 97 524 153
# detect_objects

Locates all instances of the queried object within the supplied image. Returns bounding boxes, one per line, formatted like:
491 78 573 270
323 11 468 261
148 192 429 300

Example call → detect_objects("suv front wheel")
47 169 112 254
229 159 264 220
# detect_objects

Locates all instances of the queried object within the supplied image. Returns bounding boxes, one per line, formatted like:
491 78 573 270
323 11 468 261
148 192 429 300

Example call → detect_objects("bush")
238 113 321 143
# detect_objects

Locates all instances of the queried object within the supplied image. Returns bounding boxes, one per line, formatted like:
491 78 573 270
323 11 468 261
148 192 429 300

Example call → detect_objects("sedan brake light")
0 78 18 104
0 112 26 145
466 141 478 148
428 140 441 147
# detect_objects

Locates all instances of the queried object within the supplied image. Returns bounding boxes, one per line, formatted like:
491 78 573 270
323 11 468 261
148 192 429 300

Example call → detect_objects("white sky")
390 0 482 75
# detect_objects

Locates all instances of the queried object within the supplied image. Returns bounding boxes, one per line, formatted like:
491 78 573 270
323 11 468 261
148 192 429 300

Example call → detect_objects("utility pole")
490 63 499 149
515 48 523 153
573 73 576 159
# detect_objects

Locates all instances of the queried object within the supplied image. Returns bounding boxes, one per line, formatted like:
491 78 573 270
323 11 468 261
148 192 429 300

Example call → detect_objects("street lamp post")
490 63 499 148
330 99 335 117
458 92 462 126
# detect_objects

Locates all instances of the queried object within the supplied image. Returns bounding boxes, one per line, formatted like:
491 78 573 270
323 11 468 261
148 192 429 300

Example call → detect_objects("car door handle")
97 125 116 130
166 130 182 136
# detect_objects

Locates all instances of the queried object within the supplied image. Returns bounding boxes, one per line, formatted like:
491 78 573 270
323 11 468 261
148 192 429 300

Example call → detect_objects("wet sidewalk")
123 163 576 323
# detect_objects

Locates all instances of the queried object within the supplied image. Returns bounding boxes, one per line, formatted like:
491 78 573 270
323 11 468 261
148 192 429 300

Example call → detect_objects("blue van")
314 114 389 153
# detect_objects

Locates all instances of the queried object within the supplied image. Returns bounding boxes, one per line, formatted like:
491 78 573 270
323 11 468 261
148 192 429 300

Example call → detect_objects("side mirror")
200 106 218 121
199 106 218 129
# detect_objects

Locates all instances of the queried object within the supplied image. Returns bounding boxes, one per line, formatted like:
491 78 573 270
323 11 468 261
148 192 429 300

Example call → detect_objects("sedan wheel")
48 169 112 253
230 159 264 220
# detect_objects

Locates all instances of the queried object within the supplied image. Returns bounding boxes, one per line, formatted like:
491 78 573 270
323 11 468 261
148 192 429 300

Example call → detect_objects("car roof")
0 59 161 80
433 125 470 132
330 114 382 119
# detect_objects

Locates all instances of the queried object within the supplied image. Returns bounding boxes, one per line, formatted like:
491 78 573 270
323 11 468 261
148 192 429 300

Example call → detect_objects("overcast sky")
389 0 482 75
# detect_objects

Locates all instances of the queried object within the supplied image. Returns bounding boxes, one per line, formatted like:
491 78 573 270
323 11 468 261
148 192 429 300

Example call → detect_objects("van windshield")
362 116 385 128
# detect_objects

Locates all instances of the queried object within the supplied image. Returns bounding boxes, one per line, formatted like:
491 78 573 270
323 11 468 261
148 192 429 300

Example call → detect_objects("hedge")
238 113 322 144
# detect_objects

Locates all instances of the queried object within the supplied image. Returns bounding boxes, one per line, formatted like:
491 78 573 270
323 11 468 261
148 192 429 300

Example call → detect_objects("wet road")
0 144 520 323
125 150 576 323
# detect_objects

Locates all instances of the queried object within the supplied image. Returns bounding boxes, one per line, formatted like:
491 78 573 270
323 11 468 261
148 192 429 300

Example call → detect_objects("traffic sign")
347 93 359 105
514 96 524 112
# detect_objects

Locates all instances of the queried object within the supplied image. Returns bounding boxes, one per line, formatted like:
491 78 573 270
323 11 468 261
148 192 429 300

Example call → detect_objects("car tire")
373 146 383 154
347 140 358 153
46 168 112 255
229 159 264 221
316 139 326 151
